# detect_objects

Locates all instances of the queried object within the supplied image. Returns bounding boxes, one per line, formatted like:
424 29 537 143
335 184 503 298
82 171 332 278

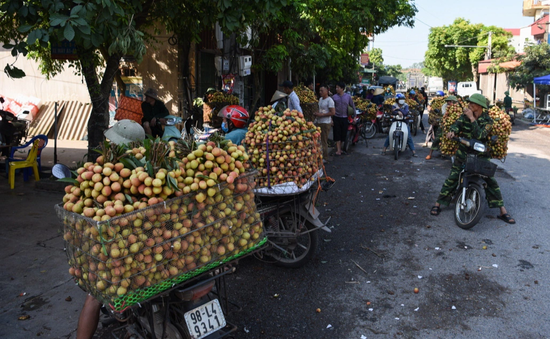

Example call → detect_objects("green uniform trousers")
431 126 442 151
437 160 504 208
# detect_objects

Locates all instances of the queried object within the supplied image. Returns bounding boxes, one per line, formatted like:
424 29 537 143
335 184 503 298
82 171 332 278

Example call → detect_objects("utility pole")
487 31 492 60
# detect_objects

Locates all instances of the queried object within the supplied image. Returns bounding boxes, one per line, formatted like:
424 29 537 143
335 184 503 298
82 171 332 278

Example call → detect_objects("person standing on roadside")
332 81 355 156
280 80 302 113
314 84 335 162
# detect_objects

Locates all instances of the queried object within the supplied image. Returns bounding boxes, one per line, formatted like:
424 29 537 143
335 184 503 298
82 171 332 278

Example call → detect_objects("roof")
504 28 520 36
477 59 521 74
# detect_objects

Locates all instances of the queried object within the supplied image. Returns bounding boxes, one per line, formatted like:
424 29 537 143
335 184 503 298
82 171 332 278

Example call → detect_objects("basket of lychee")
56 138 266 310
243 107 323 194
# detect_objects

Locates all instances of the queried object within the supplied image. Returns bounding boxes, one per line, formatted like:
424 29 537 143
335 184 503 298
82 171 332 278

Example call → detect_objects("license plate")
184 299 226 339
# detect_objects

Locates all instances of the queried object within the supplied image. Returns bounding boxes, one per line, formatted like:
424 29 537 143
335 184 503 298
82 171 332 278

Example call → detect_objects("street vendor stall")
533 74 550 124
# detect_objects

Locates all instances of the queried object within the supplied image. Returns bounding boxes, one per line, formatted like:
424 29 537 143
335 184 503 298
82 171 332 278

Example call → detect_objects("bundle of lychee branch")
244 107 322 190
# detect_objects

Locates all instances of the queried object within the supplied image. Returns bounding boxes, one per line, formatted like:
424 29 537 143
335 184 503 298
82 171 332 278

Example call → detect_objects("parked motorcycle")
55 162 330 338
255 181 331 268
362 105 391 139
342 109 369 152
0 103 29 152
451 136 498 229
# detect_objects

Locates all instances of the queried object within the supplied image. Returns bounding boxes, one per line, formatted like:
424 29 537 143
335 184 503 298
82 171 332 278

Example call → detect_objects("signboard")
360 53 369 66
51 40 78 60
361 79 370 85
448 80 457 93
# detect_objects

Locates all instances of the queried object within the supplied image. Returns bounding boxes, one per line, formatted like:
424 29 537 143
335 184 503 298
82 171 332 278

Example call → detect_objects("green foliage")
508 43 550 90
369 48 384 66
239 0 416 83
424 18 513 82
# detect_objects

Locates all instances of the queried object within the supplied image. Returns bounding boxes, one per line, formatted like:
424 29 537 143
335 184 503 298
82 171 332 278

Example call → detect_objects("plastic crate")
56 172 264 311
465 156 497 177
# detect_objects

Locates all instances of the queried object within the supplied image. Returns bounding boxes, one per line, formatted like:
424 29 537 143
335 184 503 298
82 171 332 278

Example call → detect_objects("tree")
0 0 288 159
507 43 550 90
240 0 416 104
369 48 384 67
424 18 513 83
1 0 416 156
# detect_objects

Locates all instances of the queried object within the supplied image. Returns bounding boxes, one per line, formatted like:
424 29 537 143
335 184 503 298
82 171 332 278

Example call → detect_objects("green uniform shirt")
450 110 493 160
503 96 512 109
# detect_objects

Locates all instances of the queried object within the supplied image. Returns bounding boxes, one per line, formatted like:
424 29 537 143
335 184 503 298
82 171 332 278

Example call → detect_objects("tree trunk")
79 49 121 161
251 65 263 111
179 37 193 115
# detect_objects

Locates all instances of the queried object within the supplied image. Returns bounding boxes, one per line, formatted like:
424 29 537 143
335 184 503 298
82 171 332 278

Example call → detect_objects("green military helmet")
445 95 458 102
467 93 487 109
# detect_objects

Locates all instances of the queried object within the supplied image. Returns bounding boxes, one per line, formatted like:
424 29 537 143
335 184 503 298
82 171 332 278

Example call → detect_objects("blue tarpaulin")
534 74 550 85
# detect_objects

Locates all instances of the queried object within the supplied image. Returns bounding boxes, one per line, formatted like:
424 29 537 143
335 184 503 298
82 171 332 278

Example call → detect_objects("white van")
457 81 481 97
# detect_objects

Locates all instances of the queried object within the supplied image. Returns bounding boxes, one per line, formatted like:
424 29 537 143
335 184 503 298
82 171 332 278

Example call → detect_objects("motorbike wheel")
393 136 400 160
411 117 418 136
362 122 377 139
266 211 319 268
454 183 486 229
343 130 352 152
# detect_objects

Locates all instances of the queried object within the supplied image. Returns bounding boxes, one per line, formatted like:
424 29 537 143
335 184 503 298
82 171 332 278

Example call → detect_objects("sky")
374 0 536 67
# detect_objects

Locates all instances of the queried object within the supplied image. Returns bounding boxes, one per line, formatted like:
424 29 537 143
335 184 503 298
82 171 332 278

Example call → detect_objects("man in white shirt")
280 80 302 113
314 84 335 162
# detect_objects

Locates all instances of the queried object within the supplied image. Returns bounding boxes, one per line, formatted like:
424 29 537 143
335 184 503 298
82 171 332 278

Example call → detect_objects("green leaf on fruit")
119 158 136 170
124 194 133 204
57 177 79 185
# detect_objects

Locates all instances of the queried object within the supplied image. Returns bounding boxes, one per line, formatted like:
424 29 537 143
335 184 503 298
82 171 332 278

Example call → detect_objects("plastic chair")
8 139 40 189
6 134 48 180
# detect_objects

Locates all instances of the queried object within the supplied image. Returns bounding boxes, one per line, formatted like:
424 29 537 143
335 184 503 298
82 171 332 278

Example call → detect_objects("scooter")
342 109 368 152
451 136 498 229
387 113 412 160
0 104 29 151
362 105 391 139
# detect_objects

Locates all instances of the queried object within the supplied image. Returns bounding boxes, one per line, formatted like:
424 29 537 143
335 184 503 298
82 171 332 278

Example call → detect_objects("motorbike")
342 109 369 152
0 106 29 152
362 105 391 139
451 136 498 229
387 112 413 160
255 181 331 268
54 163 330 338
505 108 515 125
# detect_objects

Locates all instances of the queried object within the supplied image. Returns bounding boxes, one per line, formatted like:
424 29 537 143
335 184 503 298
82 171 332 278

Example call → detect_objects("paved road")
223 118 550 339
1 117 549 339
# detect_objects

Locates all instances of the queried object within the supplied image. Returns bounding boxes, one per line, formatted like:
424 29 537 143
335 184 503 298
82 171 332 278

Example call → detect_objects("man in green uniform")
141 88 169 138
430 93 515 224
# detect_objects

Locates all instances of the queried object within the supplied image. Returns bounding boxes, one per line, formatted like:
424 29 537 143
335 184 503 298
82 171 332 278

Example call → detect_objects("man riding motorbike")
430 93 515 224
380 93 418 157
